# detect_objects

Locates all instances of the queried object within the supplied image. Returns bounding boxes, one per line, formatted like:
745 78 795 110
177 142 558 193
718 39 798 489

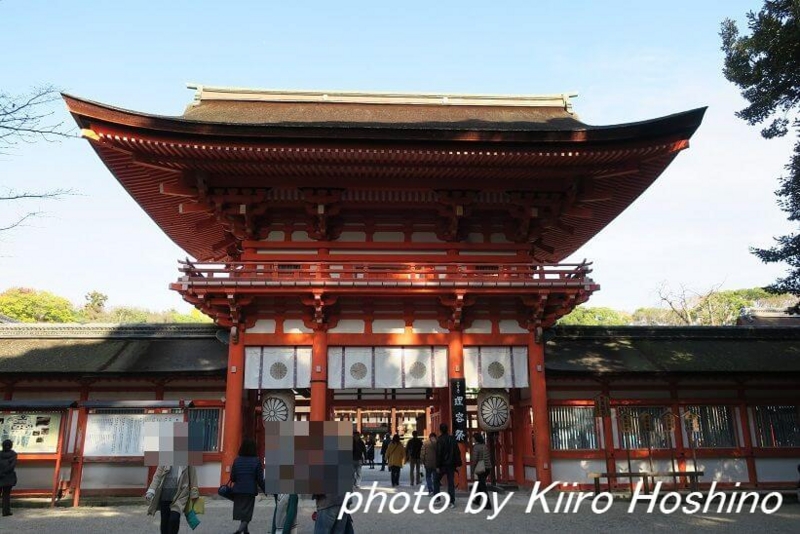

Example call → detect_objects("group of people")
0 423 496 532
145 438 351 534
352 424 493 510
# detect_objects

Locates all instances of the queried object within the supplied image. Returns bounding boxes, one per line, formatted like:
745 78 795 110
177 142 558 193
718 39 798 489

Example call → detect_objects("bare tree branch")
0 85 75 154
0 211 38 232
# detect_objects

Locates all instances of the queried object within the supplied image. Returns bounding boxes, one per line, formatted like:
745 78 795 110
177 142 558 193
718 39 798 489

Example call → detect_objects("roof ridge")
0 323 221 339
187 83 578 110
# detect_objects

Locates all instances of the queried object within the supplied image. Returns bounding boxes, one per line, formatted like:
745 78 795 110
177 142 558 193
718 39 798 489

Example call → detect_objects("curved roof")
63 88 705 261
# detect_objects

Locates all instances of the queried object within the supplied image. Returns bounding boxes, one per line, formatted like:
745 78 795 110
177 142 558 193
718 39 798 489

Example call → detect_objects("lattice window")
684 405 738 448
188 408 221 452
752 405 800 448
549 406 600 450
616 406 670 449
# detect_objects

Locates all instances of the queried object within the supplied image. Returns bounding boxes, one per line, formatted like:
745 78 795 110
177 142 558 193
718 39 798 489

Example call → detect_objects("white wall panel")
498 320 527 334
328 320 365 334
755 458 800 482
372 320 406 334
283 320 313 334
551 459 606 484
82 465 147 489
249 319 276 334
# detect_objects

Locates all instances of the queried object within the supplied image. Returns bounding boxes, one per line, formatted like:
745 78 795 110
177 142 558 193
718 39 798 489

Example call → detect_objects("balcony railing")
173 260 596 290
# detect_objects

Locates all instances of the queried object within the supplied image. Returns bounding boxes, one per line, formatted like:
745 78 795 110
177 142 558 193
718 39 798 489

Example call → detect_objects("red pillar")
511 390 526 485
738 392 758 487
310 328 328 421
448 329 467 489
221 330 245 483
528 333 552 485
71 385 89 507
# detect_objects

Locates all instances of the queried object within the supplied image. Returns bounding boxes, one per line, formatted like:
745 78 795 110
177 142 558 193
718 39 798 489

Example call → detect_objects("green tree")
0 287 77 322
632 307 683 326
721 2 800 295
558 306 632 326
81 290 108 321
105 306 151 323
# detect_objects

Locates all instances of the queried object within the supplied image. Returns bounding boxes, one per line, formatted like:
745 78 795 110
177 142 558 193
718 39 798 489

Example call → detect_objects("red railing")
173 260 595 289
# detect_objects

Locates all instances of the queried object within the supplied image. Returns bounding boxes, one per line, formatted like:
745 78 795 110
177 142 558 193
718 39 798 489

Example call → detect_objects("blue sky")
0 1 794 313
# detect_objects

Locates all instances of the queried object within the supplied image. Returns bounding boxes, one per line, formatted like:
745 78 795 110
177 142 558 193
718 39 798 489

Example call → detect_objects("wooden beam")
562 205 593 219
160 182 197 197
179 202 214 214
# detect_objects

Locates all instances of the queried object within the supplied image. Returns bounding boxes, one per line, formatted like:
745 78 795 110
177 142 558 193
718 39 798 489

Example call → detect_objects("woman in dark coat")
366 437 376 469
231 438 266 534
0 439 17 517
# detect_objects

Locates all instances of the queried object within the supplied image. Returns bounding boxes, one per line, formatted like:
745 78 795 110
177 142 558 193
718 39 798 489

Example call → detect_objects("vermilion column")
511 391 526 485
222 332 245 483
528 333 552 485
310 327 328 421
448 329 466 489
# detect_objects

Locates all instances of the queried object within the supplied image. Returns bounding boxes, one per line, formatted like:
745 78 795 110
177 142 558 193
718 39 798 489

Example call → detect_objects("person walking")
145 464 200 534
379 433 390 471
312 494 354 534
271 493 298 534
470 433 492 511
385 434 406 487
434 423 461 508
230 438 266 534
405 430 423 487
352 431 366 488
0 440 17 517
365 436 376 469
420 433 437 494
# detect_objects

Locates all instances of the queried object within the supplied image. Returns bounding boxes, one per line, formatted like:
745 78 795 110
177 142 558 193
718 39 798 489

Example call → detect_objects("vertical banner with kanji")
451 378 467 443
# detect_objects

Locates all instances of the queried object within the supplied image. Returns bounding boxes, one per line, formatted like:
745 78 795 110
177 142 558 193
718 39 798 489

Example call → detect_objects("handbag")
475 459 487 475
218 479 234 501
184 508 201 530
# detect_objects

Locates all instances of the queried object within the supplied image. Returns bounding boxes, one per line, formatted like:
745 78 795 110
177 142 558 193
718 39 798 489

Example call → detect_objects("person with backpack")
405 430 423 486
434 423 461 508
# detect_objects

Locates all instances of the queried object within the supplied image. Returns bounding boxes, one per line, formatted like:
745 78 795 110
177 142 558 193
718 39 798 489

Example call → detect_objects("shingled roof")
3 324 796 378
0 324 227 376
546 326 800 375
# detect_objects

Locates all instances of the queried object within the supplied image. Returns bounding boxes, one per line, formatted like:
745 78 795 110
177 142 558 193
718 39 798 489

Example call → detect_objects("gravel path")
3 466 798 533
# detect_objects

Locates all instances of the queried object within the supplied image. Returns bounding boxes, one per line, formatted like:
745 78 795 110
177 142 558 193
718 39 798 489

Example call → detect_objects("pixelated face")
143 421 204 466
263 421 352 494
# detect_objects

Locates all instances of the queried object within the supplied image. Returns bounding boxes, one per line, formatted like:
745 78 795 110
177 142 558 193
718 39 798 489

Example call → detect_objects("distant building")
738 307 800 327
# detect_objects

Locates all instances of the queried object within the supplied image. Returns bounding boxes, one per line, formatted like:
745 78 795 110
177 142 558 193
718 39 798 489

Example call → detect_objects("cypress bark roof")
1 324 798 377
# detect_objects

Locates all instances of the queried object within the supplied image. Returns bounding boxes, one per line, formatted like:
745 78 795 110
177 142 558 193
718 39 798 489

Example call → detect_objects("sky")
0 0 795 314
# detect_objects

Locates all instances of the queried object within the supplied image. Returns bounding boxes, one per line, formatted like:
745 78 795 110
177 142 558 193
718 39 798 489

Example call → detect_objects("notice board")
0 412 62 453
84 413 184 456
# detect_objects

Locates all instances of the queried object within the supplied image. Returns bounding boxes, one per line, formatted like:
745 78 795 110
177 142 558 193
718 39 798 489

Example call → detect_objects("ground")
3 465 799 533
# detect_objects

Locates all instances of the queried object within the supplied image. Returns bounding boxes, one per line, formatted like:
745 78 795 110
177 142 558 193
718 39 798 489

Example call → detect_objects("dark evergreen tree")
721 1 800 295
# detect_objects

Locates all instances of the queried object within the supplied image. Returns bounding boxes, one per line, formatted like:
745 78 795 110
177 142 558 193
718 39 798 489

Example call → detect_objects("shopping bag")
191 496 205 515
185 509 201 530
